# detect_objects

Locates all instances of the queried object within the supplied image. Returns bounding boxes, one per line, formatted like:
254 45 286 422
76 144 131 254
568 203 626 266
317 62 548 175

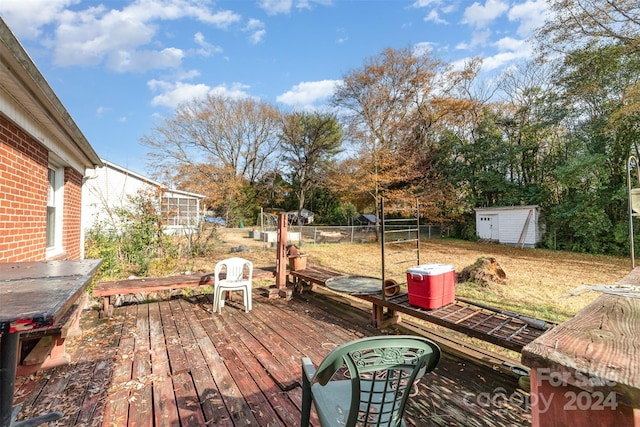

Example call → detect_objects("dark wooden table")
0 259 102 427
522 267 640 426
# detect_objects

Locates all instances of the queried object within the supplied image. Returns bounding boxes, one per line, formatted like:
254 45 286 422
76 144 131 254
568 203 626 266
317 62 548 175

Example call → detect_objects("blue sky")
0 0 548 174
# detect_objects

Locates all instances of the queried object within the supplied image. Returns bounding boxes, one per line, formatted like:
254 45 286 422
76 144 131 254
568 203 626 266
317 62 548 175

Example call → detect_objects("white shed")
475 205 542 248
82 159 205 235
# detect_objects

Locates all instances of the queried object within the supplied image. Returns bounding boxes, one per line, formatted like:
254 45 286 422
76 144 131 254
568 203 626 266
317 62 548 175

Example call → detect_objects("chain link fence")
249 224 447 245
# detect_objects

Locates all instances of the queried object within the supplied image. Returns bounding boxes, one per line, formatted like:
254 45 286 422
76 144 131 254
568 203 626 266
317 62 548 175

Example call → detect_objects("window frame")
161 196 199 228
46 165 64 258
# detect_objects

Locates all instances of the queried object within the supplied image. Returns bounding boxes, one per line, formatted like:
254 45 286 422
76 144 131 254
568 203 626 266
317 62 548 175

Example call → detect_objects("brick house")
0 19 101 262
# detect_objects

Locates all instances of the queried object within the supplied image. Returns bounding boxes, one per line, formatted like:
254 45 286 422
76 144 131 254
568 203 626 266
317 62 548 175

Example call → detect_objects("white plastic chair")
213 257 253 314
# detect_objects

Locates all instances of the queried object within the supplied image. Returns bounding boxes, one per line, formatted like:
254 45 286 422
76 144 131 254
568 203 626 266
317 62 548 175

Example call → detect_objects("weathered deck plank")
130 304 153 427
101 304 136 426
190 302 284 427
213 306 310 426
148 303 179 427
170 299 238 426
12 289 531 426
158 301 206 427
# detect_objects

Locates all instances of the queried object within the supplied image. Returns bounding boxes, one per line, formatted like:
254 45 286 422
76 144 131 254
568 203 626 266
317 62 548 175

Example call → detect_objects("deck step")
23 336 53 366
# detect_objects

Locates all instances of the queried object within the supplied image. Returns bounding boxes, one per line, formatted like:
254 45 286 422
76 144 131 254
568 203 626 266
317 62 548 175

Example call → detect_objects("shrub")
86 191 177 278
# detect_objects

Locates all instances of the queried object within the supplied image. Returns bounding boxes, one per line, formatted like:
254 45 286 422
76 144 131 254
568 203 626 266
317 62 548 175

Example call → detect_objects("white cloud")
482 50 527 71
259 0 293 15
148 80 253 108
469 29 492 47
276 80 340 108
0 0 75 39
412 0 455 24
245 19 266 44
494 36 525 52
411 0 441 7
209 82 254 99
177 69 201 80
296 0 312 11
193 32 223 56
96 105 111 117
482 37 533 71
508 0 548 37
463 0 509 29
250 29 267 44
424 10 447 24
441 4 457 14
450 57 470 71
259 0 332 15
413 42 436 57
109 47 185 72
54 6 155 67
118 0 241 29
335 27 348 44
5 0 240 72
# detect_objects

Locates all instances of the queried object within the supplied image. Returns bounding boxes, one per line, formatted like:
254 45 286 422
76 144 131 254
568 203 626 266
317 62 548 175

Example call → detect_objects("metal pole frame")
627 156 639 269
380 197 386 302
379 197 421 301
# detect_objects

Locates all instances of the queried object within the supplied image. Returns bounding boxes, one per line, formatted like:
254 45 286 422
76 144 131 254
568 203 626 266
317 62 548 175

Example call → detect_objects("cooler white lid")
407 263 455 275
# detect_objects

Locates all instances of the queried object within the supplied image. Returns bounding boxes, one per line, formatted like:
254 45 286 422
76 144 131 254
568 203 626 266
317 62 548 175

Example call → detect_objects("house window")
161 197 198 227
46 166 63 254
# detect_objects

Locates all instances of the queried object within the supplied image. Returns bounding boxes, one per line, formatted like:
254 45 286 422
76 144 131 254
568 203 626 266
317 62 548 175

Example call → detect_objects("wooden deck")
12 289 532 426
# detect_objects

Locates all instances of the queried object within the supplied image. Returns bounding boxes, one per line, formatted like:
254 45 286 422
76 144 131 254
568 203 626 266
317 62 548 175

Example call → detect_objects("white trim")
97 159 205 199
475 205 539 212
45 164 65 259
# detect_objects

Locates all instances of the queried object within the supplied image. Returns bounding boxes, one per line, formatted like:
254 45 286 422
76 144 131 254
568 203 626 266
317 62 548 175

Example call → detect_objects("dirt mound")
458 256 507 287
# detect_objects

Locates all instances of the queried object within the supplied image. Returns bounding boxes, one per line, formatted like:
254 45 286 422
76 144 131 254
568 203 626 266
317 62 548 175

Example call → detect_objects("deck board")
148 303 179 427
130 304 153 427
13 289 532 426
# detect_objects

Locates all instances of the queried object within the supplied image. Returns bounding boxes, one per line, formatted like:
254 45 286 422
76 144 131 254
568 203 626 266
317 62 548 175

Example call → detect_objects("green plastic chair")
301 335 440 427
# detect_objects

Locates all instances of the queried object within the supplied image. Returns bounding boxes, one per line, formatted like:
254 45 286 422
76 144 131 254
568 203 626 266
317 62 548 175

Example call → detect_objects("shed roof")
356 214 377 224
475 205 539 212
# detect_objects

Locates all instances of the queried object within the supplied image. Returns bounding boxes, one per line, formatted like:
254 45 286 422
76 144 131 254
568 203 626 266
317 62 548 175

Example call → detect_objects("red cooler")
406 263 456 310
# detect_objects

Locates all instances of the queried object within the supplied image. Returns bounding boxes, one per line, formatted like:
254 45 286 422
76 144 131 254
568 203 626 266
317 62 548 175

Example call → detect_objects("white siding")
82 161 204 234
82 164 157 232
475 206 541 247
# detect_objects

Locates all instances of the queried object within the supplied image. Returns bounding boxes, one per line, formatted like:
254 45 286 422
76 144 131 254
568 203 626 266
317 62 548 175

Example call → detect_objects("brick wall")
0 115 48 262
0 115 83 262
63 167 83 259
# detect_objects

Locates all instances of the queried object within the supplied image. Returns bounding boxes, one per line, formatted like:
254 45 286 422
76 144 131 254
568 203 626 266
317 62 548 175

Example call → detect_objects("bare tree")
141 95 280 223
537 0 640 54
279 112 343 224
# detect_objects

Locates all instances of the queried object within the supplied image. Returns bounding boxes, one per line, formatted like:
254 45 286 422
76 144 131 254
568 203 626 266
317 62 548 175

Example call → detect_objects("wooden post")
275 213 288 289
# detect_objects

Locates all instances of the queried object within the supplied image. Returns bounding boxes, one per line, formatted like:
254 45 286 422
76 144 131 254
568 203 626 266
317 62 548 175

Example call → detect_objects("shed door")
477 214 499 241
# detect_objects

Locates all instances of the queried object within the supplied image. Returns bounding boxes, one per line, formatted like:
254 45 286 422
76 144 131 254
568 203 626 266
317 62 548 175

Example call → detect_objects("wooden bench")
17 294 86 376
94 268 275 317
93 274 214 318
288 266 344 292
